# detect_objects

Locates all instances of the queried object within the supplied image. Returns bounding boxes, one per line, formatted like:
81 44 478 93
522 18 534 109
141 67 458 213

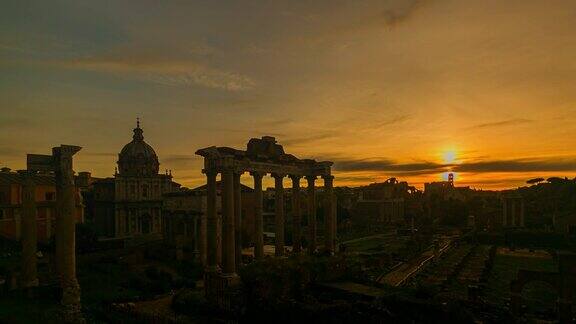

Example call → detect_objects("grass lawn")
343 232 407 253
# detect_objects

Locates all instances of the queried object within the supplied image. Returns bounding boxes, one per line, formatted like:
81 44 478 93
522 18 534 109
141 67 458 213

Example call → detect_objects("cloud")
333 156 576 176
195 125 285 138
56 55 255 91
0 117 35 129
282 133 336 146
334 158 445 175
469 118 534 130
163 154 197 164
380 0 430 28
371 114 412 129
0 147 24 157
82 152 116 157
454 158 576 173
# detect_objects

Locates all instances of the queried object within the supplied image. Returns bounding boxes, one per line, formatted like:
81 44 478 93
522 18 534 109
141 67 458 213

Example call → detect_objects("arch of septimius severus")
196 136 337 304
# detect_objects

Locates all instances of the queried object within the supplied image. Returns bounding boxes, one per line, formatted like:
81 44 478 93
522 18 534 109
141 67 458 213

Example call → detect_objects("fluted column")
20 170 38 287
252 172 264 259
233 172 242 270
290 175 302 253
306 176 317 254
221 169 235 275
205 170 218 272
323 175 335 254
273 174 285 257
52 145 82 313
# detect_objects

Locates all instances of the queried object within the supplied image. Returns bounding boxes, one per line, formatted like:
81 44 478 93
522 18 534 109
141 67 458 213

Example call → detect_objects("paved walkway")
378 239 453 286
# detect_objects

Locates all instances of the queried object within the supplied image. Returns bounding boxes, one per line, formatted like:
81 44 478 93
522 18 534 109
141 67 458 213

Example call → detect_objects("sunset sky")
1 0 576 190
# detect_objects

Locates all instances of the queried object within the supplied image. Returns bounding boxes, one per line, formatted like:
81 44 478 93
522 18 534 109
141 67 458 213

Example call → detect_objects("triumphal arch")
196 136 336 305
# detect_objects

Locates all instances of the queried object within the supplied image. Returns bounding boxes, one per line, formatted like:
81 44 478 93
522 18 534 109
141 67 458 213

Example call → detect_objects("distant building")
353 178 406 225
0 167 84 242
167 182 255 264
92 122 180 240
162 189 207 261
501 192 525 228
424 180 471 201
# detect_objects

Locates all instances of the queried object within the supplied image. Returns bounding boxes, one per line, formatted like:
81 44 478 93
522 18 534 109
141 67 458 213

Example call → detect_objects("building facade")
354 178 407 225
93 122 180 240
0 167 84 242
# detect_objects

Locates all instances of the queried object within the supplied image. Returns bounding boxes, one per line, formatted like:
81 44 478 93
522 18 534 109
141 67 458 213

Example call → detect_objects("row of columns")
503 197 525 227
20 146 82 320
204 168 336 278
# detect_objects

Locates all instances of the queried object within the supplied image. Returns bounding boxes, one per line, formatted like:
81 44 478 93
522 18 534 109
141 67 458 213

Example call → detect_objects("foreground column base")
204 271 241 311
20 278 39 289
58 304 84 324
60 279 83 323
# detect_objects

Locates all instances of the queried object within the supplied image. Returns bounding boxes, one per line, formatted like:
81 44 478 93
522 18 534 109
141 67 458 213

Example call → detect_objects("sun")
442 150 457 164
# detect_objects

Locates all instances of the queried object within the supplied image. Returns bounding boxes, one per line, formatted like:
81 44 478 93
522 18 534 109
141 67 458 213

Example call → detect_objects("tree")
527 178 545 185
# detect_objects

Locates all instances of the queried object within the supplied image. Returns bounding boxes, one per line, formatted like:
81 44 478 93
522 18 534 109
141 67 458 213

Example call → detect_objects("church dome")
117 120 160 176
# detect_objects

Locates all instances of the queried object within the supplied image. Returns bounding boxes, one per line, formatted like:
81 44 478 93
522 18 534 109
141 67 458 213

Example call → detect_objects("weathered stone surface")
196 137 336 307
19 170 39 288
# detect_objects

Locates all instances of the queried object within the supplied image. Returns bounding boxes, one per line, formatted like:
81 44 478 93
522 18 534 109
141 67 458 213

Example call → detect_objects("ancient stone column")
20 170 39 287
290 175 302 253
273 174 285 257
502 199 508 227
199 190 207 266
323 175 335 254
221 169 235 275
520 199 525 227
193 214 199 257
205 170 218 272
233 172 242 271
52 145 82 315
252 172 264 259
306 176 317 254
558 299 572 324
511 199 517 227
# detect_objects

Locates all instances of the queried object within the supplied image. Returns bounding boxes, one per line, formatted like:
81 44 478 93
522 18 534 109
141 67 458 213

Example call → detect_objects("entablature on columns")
196 137 333 178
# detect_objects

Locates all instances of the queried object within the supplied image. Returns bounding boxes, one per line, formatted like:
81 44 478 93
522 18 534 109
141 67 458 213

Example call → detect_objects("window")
130 184 136 195
142 184 148 198
0 209 4 220
0 192 6 203
45 192 55 201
